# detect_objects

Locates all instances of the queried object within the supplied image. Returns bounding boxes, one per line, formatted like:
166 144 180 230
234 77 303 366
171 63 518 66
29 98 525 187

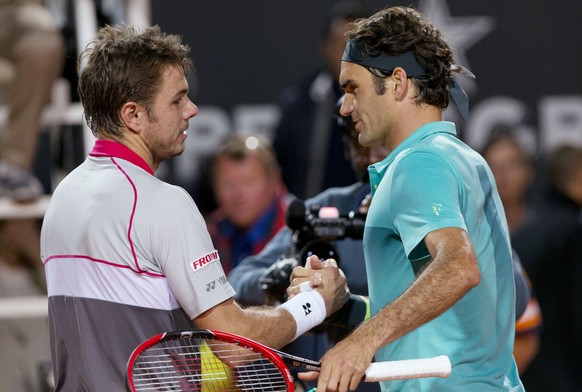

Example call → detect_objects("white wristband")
280 289 326 341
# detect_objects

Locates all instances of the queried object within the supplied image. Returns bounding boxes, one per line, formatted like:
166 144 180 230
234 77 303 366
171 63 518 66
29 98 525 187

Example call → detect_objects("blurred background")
151 0 582 198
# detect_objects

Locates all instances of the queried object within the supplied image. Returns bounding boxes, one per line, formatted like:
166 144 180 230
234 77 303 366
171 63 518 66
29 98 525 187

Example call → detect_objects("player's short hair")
78 24 193 138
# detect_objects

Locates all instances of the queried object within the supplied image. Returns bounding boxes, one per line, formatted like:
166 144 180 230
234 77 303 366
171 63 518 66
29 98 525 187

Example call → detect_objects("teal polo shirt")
365 121 523 391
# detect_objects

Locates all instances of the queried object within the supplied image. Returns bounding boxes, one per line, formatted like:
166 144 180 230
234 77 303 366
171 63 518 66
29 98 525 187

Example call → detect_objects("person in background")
0 0 64 201
291 6 523 391
272 1 368 199
481 129 543 374
207 132 288 274
543 144 582 208
512 144 582 391
40 24 348 390
481 130 537 232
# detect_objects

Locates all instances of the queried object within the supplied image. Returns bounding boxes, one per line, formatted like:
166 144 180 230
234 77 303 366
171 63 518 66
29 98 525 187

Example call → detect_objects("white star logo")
419 0 495 97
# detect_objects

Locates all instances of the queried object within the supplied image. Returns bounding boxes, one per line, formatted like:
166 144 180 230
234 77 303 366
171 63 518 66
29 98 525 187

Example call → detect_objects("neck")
109 132 158 173
387 105 442 150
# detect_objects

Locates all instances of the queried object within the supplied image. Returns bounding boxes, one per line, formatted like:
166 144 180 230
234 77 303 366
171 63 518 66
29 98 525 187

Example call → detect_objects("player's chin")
168 144 186 159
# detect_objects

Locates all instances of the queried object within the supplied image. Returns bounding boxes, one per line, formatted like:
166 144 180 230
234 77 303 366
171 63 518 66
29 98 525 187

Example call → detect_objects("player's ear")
391 67 408 99
120 101 143 134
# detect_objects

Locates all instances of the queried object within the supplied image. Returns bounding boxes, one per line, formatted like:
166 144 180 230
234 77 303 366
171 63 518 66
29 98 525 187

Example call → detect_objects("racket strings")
130 337 289 391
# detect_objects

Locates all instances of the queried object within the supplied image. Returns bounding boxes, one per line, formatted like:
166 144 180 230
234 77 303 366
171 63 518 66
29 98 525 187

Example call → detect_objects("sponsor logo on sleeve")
191 250 220 272
205 275 228 292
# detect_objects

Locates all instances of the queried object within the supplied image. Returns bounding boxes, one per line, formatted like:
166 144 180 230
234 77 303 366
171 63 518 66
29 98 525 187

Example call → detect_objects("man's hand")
298 327 375 392
287 255 349 317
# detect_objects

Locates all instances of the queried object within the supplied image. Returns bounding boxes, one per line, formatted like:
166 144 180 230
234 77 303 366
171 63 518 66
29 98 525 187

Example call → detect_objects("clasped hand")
287 255 349 317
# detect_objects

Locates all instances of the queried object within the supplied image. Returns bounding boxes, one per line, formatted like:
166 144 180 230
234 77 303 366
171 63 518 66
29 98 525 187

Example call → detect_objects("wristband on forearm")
279 290 326 341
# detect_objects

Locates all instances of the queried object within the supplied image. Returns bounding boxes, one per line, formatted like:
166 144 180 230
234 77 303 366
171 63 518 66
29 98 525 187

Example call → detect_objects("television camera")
259 198 365 302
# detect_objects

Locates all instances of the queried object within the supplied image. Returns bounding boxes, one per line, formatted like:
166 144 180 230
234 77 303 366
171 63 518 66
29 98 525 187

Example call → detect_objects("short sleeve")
391 151 467 260
149 187 235 319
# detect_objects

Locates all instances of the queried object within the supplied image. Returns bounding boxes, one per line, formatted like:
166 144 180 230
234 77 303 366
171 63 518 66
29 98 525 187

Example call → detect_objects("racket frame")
126 329 294 391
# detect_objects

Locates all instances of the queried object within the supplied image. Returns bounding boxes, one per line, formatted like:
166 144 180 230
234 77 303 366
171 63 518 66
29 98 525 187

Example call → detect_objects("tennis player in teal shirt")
293 6 524 392
365 121 521 391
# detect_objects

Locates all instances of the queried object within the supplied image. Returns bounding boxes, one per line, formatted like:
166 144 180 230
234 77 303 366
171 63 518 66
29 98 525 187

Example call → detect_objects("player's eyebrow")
340 79 352 89
340 79 356 92
173 88 189 99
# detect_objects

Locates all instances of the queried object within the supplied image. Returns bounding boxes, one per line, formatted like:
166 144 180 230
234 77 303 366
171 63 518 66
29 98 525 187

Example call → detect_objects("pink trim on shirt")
43 254 164 278
45 140 164 278
89 140 154 175
110 156 149 274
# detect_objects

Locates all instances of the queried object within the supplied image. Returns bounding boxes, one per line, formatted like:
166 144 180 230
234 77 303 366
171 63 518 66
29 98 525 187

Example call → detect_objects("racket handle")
364 355 452 382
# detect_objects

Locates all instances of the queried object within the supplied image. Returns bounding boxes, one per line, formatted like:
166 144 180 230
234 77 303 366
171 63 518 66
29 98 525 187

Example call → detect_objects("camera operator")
257 196 366 305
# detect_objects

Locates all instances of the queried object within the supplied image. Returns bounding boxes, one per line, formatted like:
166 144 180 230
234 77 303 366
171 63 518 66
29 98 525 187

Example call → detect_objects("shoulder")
379 149 463 208
140 179 202 219
152 179 194 202
393 147 454 176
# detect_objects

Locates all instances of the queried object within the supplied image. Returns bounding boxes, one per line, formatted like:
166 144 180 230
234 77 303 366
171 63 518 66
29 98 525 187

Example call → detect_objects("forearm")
195 289 328 350
235 306 298 349
355 245 480 352
195 299 296 348
228 294 328 349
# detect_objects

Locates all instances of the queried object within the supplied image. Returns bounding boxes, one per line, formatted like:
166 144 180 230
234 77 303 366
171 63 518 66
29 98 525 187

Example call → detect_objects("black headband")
342 39 474 121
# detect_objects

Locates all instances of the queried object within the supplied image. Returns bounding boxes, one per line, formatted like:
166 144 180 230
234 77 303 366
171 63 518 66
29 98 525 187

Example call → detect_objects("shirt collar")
89 140 154 175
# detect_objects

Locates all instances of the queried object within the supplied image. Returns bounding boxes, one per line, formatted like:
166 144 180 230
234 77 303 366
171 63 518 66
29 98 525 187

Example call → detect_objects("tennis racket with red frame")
126 329 451 391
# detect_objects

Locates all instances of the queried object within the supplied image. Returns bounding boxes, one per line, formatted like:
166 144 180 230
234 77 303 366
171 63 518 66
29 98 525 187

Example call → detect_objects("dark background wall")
150 0 582 188
151 0 581 107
